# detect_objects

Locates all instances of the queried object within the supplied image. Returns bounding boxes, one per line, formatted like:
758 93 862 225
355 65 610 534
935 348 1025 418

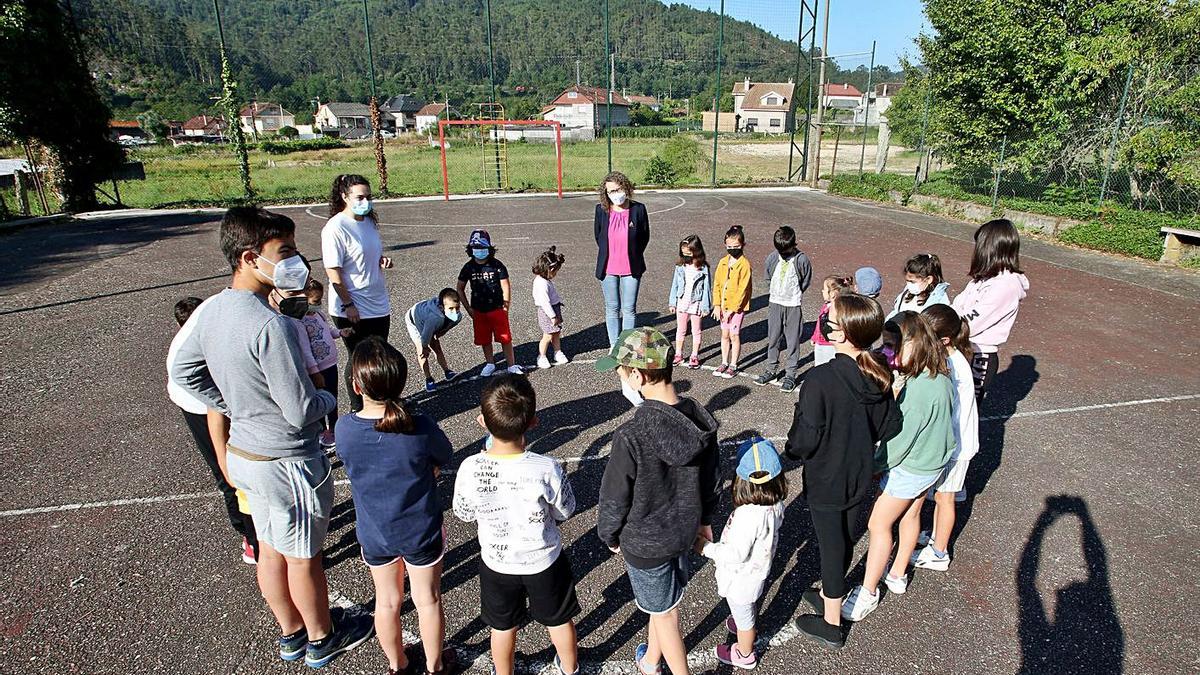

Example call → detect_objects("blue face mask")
445 309 460 322
471 248 490 261
350 199 372 216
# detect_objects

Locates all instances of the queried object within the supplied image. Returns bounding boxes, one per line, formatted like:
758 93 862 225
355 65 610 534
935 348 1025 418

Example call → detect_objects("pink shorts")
720 311 745 335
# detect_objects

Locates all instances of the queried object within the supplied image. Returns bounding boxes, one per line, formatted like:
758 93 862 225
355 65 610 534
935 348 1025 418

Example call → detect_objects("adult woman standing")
594 171 651 347
323 174 394 412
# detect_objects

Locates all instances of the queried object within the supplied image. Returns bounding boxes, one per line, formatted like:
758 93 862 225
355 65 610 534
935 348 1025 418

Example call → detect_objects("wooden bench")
1160 226 1200 264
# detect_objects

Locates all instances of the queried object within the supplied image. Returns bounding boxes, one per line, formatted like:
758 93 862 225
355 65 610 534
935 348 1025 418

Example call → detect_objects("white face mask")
445 308 460 322
620 378 644 408
350 199 372 216
905 281 927 295
607 190 626 206
255 253 309 291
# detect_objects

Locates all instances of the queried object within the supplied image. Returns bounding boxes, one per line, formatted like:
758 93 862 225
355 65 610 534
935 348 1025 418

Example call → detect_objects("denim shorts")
880 465 941 500
626 554 690 615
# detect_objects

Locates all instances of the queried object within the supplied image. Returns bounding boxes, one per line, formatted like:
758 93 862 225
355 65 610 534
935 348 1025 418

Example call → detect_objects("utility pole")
575 59 581 87
810 0 830 184
712 0 725 186
605 0 613 172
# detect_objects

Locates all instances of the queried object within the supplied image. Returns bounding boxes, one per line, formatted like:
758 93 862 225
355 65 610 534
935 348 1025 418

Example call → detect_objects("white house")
822 83 863 118
541 86 631 130
854 82 904 126
415 103 447 133
239 102 295 135
314 102 372 134
731 77 796 133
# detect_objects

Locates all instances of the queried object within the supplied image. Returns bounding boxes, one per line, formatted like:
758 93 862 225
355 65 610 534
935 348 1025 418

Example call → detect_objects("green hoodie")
875 372 957 476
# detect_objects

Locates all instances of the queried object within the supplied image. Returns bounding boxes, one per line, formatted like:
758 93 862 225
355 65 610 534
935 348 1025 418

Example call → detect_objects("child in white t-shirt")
532 246 570 370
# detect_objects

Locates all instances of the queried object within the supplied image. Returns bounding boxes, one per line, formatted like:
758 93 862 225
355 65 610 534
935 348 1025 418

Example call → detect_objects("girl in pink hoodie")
951 219 1029 403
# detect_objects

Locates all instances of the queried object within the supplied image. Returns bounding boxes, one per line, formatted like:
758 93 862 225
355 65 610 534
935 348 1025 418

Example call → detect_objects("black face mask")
819 314 836 341
680 254 693 263
727 247 743 258
775 243 796 256
278 296 309 320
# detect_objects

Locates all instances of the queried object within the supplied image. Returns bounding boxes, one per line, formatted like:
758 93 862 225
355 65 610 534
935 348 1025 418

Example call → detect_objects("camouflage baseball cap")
595 327 675 372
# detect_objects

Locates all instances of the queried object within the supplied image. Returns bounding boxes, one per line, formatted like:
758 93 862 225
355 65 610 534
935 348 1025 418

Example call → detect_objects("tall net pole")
711 0 725 186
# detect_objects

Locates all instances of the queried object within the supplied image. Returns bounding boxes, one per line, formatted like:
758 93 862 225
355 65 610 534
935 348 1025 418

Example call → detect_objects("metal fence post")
1098 62 1134 208
605 0 612 173
991 133 1006 210
858 40 876 177
711 0 725 186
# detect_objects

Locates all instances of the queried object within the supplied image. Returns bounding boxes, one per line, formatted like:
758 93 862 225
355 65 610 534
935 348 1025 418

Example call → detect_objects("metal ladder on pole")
478 103 509 192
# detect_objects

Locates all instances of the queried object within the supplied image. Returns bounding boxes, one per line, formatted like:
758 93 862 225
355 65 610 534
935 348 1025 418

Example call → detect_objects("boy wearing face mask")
170 206 374 668
458 229 522 377
405 288 464 392
756 226 812 392
596 327 721 675
711 225 753 379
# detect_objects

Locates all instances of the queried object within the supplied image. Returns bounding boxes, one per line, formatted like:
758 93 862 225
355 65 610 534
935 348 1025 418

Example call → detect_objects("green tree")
0 0 123 212
136 110 170 141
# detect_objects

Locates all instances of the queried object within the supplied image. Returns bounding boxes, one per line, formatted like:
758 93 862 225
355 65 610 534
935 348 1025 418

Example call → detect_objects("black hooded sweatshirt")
598 397 721 568
785 353 902 510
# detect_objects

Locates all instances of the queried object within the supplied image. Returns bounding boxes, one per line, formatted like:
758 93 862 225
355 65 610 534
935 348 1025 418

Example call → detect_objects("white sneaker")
537 355 552 369
917 530 934 546
911 545 951 571
554 352 570 365
480 363 497 377
506 364 524 375
883 573 909 595
841 585 879 622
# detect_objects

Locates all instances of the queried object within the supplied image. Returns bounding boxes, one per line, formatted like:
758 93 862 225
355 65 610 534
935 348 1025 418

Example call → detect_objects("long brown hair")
678 234 706 267
900 253 944 307
832 293 892 393
889 311 949 378
328 173 376 220
921 304 971 355
599 171 635 212
968 219 1022 280
351 336 414 433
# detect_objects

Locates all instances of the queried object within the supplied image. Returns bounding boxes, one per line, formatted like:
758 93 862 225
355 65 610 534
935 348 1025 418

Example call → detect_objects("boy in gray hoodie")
596 327 721 675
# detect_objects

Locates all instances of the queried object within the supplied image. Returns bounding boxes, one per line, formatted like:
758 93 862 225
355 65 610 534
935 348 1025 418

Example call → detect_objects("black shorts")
479 555 580 631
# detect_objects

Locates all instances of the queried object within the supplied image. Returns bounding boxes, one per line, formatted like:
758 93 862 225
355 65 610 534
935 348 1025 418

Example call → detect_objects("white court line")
1 392 1195 519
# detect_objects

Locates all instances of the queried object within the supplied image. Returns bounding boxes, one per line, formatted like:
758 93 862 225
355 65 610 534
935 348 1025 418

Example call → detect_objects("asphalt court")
0 187 1197 674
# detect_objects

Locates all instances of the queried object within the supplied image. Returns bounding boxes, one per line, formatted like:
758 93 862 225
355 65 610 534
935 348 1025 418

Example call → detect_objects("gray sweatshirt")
169 288 336 458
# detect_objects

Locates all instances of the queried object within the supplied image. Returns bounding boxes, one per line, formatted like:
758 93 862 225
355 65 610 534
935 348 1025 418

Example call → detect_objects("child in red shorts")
458 229 522 376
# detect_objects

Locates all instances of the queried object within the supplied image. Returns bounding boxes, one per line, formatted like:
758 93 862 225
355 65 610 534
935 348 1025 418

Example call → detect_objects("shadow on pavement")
1017 495 1123 674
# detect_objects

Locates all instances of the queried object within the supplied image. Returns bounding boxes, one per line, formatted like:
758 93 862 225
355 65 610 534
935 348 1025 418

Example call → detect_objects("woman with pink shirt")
593 171 651 347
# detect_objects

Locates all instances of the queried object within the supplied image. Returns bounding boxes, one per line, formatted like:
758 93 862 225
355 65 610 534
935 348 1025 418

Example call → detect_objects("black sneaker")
802 588 824 614
780 375 798 392
794 613 845 650
278 628 308 662
754 370 780 386
304 612 376 668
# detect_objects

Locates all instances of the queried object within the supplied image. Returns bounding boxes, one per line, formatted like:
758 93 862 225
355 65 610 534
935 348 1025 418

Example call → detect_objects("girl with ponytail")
335 337 457 674
784 292 901 649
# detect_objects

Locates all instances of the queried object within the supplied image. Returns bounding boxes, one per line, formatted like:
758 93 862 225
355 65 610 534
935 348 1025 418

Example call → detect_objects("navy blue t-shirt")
335 412 452 559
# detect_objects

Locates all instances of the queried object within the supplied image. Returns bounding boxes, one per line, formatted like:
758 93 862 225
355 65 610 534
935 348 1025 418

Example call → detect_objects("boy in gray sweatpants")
755 226 812 392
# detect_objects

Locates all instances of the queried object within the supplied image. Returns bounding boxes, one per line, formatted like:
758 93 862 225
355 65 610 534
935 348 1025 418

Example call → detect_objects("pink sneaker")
726 616 738 634
688 355 701 369
242 538 257 565
714 643 757 670
319 430 335 448
672 352 685 366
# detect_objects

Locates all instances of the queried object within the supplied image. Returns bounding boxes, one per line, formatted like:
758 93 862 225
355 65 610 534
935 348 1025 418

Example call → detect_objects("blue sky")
675 0 929 68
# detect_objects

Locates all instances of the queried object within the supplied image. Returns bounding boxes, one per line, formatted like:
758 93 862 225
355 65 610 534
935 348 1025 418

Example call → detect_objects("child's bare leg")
490 627 517 675
863 495 910 594
932 491 957 553
720 329 731 364
415 343 433 380
736 627 756 657
547 621 578 674
550 332 562 354
501 341 516 367
690 314 702 357
891 497 925 579
429 337 451 373
821 590 842 626
257 543 304 635
642 617 660 669
651 609 689 675
408 561 445 671
368 559 409 671
729 334 742 367
539 333 552 357
481 344 495 365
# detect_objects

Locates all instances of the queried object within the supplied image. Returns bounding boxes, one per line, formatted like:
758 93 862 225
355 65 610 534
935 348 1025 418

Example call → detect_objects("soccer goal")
438 118 563 200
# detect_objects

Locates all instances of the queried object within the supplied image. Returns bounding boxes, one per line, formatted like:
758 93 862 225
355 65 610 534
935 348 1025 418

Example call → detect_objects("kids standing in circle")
323 174 394 412
532 246 570 369
785 293 900 649
712 226 752 379
887 253 950 320
594 171 651 347
812 275 854 367
951 219 1029 402
457 229 521 377
668 234 712 369
697 438 787 669
335 337 456 675
911 304 980 570
842 311 956 623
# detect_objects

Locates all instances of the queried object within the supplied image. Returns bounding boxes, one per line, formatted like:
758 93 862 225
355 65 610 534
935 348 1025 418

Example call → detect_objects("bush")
661 135 704 181
644 154 676 185
277 126 299 138
257 136 346 154
828 173 915 202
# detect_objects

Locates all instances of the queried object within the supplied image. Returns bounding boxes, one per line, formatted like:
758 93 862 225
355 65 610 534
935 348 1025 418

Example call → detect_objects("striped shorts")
227 450 334 559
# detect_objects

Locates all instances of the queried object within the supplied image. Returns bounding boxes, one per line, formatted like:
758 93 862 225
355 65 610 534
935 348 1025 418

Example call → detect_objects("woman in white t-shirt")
323 174 394 412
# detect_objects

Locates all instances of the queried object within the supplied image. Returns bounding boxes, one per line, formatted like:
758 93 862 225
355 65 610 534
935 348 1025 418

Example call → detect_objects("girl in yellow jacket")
712 225 752 378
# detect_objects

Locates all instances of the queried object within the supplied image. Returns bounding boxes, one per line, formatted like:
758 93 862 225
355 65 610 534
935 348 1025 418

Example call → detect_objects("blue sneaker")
634 642 661 675
304 613 374 669
278 628 308 662
425 378 436 392
444 370 458 382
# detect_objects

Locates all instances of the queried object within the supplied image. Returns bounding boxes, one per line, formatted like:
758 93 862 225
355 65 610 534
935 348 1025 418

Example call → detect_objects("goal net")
437 119 563 199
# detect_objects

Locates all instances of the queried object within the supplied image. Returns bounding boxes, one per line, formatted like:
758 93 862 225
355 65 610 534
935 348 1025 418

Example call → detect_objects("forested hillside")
75 0 898 120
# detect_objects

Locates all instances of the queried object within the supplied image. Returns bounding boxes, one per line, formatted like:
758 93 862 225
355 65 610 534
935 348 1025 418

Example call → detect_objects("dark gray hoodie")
597 397 721 569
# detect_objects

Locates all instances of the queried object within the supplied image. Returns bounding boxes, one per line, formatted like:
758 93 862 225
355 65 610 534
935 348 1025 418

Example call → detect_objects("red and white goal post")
437 119 563 200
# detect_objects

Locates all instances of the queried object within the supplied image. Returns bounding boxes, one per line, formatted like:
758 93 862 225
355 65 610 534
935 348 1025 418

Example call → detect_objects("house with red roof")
822 83 863 112
541 85 631 130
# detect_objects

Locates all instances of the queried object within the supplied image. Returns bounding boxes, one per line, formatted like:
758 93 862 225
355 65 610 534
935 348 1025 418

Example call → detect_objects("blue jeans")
601 274 641 347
